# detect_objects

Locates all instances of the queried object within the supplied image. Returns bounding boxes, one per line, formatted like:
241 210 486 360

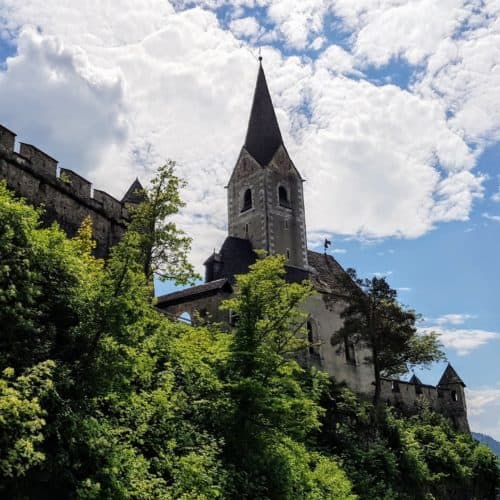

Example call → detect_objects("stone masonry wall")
0 124 129 258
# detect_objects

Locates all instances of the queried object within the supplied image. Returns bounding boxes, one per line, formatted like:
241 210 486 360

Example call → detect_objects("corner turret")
437 363 469 432
122 178 146 205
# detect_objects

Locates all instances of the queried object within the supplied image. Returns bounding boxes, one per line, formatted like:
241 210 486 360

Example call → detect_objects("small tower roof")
122 178 146 204
409 374 422 385
438 363 466 387
244 61 284 166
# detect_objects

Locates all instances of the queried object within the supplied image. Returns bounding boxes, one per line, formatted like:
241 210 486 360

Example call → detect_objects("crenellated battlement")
0 123 143 257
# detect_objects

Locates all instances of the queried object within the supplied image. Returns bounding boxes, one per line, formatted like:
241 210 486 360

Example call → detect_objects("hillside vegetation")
0 180 498 499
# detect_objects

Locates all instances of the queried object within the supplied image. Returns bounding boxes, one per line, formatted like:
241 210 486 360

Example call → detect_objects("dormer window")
278 186 291 208
241 188 252 212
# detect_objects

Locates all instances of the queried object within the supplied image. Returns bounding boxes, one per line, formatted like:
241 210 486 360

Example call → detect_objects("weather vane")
324 238 331 254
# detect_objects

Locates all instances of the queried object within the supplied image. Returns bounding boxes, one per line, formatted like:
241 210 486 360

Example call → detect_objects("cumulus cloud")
332 0 471 67
420 327 500 356
0 27 126 172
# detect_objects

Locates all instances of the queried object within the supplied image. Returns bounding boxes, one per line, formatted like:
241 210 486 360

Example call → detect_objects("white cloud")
482 212 500 222
466 386 500 440
416 1 500 148
229 16 261 39
0 28 127 171
309 36 325 51
492 191 500 203
265 0 331 49
397 287 412 292
335 0 471 67
315 44 360 75
433 313 476 326
332 248 347 254
420 327 500 356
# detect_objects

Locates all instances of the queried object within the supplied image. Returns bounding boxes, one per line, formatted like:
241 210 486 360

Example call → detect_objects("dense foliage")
0 180 497 499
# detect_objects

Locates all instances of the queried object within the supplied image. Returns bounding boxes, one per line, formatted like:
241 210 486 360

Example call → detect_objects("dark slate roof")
438 363 466 387
122 178 146 204
205 236 257 282
244 62 284 166
156 278 232 308
307 250 358 296
204 243 355 294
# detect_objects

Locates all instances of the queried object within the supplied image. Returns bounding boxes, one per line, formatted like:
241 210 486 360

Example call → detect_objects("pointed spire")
244 61 284 166
438 363 466 387
122 178 146 204
409 374 422 385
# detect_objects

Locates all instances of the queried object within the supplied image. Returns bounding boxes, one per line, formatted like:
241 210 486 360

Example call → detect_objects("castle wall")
303 294 375 395
380 378 469 432
0 124 129 257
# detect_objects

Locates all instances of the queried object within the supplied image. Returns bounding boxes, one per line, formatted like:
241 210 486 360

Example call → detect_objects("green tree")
318 382 499 499
0 180 227 498
126 160 198 285
221 254 355 499
337 270 444 405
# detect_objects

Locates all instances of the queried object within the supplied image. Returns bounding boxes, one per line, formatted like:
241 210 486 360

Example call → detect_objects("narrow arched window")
344 336 356 364
241 188 252 212
307 321 315 355
278 186 290 208
451 390 458 402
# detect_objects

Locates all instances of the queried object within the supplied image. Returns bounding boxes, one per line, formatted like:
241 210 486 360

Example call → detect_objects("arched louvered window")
278 185 290 208
242 188 252 212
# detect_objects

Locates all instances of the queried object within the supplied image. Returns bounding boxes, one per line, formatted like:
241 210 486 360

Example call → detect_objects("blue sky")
0 0 499 438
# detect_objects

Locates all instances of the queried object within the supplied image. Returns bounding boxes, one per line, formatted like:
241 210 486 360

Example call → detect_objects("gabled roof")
122 178 146 204
409 374 423 385
438 363 466 387
307 250 359 296
244 62 284 166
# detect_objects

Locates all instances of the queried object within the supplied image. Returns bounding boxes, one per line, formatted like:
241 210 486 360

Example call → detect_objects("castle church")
155 61 470 433
0 60 469 432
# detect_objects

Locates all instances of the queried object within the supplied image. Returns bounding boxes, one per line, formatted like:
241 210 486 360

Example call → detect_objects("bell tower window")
241 188 252 212
278 186 291 208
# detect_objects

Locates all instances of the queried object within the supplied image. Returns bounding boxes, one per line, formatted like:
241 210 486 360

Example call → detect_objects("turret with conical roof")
437 363 469 433
122 178 146 206
226 60 308 269
438 363 466 387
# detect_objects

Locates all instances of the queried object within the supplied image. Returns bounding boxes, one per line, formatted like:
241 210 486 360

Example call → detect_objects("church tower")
226 60 308 269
